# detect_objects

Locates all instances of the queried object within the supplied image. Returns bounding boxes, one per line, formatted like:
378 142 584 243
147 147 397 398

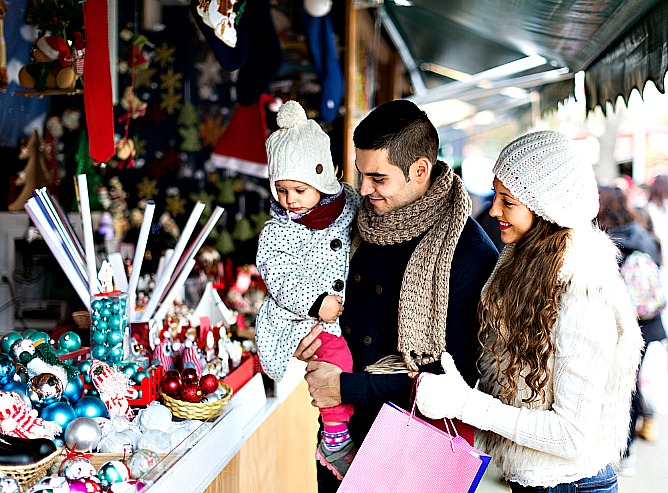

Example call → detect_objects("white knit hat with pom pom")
493 130 599 228
266 100 340 201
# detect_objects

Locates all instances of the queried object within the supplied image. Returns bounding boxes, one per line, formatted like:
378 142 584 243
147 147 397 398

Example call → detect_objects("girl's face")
275 180 321 214
489 177 535 244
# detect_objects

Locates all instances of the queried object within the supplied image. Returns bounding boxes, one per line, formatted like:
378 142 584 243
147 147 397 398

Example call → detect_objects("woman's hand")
416 352 473 420
294 321 323 361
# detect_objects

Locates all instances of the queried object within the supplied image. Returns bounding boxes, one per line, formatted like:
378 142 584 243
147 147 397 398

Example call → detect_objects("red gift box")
220 353 260 394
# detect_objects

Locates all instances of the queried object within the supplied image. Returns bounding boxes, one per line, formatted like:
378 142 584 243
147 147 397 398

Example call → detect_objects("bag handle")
411 373 458 452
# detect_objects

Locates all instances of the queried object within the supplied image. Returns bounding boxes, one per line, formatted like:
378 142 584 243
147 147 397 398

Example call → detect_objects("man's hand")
305 360 342 408
319 295 343 323
294 321 323 361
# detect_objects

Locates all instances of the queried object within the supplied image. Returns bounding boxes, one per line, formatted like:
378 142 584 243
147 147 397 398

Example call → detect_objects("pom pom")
276 101 307 129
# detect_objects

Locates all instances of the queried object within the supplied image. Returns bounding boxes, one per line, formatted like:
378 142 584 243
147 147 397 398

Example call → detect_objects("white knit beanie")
493 130 599 228
266 100 340 201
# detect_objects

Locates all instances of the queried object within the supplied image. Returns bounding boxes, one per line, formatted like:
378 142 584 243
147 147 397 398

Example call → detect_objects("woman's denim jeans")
509 465 618 493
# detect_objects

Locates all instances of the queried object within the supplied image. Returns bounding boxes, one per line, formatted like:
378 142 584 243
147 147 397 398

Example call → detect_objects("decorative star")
134 68 157 89
154 42 176 68
195 52 223 86
159 68 183 92
165 194 186 217
160 89 183 115
137 177 159 199
198 115 225 147
132 136 147 157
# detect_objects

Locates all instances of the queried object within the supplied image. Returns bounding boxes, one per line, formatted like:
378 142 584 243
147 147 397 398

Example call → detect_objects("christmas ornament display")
63 417 101 452
90 292 129 367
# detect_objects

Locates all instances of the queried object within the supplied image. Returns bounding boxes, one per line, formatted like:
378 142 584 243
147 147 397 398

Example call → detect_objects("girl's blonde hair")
478 217 570 404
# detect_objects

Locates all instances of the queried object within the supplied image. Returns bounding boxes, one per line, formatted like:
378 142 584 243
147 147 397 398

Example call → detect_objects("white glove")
416 352 473 420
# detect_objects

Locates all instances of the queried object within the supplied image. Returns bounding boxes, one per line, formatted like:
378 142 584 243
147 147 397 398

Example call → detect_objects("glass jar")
90 291 128 368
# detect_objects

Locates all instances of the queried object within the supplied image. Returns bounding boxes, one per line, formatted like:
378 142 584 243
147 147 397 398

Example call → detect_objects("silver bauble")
64 417 102 452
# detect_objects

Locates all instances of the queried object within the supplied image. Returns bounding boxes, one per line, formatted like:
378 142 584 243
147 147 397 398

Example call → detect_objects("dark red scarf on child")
293 192 345 230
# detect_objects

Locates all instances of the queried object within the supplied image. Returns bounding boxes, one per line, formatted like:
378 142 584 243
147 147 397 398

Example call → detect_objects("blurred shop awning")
368 0 668 131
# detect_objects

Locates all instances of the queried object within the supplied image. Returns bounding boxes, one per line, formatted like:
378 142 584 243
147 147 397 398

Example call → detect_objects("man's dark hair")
353 99 439 178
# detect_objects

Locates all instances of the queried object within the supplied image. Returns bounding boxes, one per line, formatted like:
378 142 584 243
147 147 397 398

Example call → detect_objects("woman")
597 186 666 462
416 131 643 492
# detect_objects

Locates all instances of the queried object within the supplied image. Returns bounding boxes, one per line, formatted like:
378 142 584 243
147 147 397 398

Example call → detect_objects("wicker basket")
72 310 90 329
0 448 61 490
160 383 233 420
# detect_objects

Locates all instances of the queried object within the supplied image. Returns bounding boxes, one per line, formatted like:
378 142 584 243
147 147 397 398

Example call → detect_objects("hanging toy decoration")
0 390 62 439
73 31 86 76
18 34 77 91
88 360 138 419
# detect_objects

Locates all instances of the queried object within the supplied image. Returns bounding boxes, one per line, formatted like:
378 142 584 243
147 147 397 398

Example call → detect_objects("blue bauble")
84 388 99 397
0 353 16 385
0 332 22 354
107 330 124 346
91 299 103 311
91 344 109 360
96 320 109 331
63 376 85 403
108 315 121 330
58 331 82 352
111 302 121 314
108 345 123 363
41 401 77 431
75 396 108 418
2 381 28 394
133 369 149 385
101 307 112 319
120 363 137 379
21 328 35 339
78 360 92 374
28 330 51 344
91 329 107 345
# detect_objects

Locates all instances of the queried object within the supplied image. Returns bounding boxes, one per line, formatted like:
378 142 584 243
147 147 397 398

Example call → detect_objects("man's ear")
413 157 432 184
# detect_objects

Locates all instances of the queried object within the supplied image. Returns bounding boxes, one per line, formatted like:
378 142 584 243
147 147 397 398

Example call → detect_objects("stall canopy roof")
374 0 668 132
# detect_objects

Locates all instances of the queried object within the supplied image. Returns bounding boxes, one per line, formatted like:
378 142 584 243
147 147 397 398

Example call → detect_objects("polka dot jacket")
255 183 361 381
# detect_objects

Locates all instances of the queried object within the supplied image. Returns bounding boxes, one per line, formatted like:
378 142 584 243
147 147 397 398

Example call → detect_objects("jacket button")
363 336 372 345
333 279 345 291
330 238 342 251
354 274 361 282
375 285 383 295
344 327 351 335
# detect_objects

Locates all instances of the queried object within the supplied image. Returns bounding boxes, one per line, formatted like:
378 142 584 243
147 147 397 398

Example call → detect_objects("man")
295 99 499 491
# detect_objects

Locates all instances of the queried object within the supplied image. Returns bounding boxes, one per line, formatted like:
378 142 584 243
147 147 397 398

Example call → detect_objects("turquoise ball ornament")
0 332 22 354
58 331 82 352
0 353 16 385
97 460 131 488
120 363 137 379
109 315 122 330
21 328 36 338
96 320 109 331
133 369 149 385
91 344 109 360
2 381 28 395
91 299 103 311
84 388 99 397
75 395 108 418
107 330 124 346
63 376 85 403
78 360 92 375
91 329 107 345
108 345 124 363
28 330 51 344
41 401 77 431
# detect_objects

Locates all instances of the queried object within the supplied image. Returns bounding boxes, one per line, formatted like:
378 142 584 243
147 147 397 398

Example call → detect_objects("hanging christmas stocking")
190 0 249 72
302 9 344 123
235 0 283 106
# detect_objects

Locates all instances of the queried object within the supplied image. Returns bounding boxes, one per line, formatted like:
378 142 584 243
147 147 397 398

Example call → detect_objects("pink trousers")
315 331 354 423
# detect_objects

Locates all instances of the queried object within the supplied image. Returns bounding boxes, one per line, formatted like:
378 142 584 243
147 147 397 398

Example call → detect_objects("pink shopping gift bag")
338 402 491 493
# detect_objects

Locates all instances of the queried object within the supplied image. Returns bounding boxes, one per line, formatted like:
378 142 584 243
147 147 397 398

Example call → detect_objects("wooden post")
343 1 358 187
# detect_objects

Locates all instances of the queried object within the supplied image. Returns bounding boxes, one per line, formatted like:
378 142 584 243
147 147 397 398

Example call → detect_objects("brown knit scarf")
351 162 472 372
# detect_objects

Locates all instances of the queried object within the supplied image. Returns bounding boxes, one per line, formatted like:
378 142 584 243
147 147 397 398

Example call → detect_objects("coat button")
333 279 345 291
354 273 361 282
344 327 351 335
363 336 372 345
375 285 383 295
330 238 342 251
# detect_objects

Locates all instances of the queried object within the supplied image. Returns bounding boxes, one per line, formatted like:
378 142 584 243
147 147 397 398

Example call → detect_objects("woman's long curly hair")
478 216 570 405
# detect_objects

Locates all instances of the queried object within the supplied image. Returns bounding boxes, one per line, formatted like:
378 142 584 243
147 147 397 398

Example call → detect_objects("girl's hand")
318 295 343 323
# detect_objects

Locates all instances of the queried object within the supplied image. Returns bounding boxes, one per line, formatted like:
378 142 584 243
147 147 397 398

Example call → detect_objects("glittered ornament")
64 417 102 452
28 373 63 408
74 395 108 419
67 477 103 493
0 355 16 386
180 368 198 385
59 457 97 480
26 475 69 492
40 401 77 430
0 333 22 355
199 374 218 395
126 448 162 479
97 460 131 488
57 331 82 353
0 476 20 493
179 383 202 403
160 374 181 397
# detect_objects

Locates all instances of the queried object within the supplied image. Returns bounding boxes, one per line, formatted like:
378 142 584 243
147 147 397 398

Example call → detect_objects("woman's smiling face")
489 177 535 244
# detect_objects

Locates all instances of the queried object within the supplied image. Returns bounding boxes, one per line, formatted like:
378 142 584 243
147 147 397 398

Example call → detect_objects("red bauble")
180 383 203 403
181 368 198 385
164 369 180 379
200 374 219 395
161 375 182 397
